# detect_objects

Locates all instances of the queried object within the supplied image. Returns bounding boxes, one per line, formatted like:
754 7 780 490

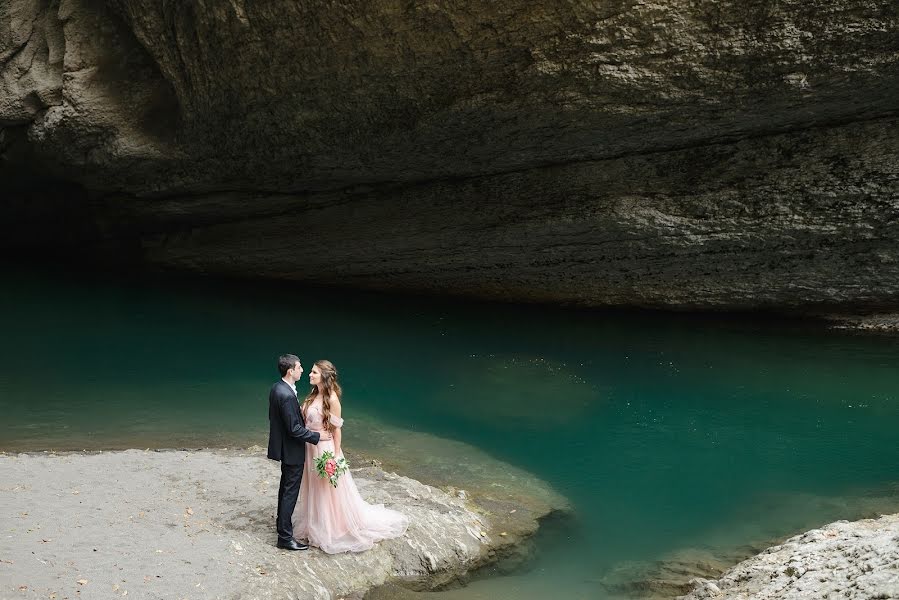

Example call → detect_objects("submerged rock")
0 446 567 599
600 549 748 599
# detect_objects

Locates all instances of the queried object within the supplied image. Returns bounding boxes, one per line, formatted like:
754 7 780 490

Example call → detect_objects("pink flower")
325 459 337 477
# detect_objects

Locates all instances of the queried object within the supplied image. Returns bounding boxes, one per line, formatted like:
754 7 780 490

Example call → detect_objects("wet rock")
599 548 746 599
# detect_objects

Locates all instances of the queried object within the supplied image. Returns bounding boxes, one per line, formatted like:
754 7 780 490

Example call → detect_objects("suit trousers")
276 462 304 542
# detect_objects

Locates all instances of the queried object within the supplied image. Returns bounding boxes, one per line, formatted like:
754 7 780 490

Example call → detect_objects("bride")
292 360 409 553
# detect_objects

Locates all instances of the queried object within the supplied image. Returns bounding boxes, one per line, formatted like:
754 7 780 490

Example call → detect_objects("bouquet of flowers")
314 451 349 488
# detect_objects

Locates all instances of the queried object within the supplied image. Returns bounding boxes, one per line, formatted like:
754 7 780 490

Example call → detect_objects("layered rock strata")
2 0 898 311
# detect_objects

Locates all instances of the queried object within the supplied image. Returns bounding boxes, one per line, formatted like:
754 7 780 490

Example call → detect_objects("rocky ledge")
679 513 899 600
825 313 899 334
0 447 568 599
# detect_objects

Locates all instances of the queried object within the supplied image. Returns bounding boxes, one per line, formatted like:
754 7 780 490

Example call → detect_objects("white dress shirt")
281 378 297 397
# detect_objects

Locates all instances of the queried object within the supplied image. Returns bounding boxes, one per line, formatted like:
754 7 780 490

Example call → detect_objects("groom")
268 354 321 550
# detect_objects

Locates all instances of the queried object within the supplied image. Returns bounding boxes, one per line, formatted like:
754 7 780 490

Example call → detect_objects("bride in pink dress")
292 360 409 553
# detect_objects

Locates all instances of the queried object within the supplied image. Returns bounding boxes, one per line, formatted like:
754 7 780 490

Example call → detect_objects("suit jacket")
268 380 320 465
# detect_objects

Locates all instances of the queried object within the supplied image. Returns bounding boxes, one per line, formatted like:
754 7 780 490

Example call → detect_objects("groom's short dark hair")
278 354 300 377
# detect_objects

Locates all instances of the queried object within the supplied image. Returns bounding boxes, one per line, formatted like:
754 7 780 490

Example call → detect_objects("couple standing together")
267 354 409 553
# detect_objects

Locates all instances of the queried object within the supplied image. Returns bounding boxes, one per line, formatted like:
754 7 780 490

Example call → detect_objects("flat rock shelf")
0 447 569 599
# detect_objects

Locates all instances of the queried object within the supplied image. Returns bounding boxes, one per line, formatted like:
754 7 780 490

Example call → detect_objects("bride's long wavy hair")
302 360 342 432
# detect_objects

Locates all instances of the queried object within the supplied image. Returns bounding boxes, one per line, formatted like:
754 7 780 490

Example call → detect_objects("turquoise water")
2 268 898 597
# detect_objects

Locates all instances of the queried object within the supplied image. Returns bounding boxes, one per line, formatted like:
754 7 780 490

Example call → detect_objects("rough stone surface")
826 312 899 333
2 0 898 312
596 486 899 599
678 514 899 600
0 448 566 599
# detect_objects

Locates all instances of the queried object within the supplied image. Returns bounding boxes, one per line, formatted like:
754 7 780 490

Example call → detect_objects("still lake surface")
2 268 898 598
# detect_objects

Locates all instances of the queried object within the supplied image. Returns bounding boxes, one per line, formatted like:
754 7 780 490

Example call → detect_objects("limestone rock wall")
1 0 898 310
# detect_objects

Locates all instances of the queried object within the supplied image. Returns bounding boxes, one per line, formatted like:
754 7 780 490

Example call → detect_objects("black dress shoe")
276 539 309 551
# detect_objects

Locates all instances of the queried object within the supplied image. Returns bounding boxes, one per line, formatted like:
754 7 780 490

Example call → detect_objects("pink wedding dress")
292 399 409 553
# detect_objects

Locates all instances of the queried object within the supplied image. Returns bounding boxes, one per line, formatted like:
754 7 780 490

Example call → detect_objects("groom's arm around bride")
268 356 320 463
273 384 320 448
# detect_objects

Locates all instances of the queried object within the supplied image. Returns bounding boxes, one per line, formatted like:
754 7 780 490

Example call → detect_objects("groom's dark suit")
268 379 320 543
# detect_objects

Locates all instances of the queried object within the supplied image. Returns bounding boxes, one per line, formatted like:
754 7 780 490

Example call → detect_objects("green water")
2 269 898 598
